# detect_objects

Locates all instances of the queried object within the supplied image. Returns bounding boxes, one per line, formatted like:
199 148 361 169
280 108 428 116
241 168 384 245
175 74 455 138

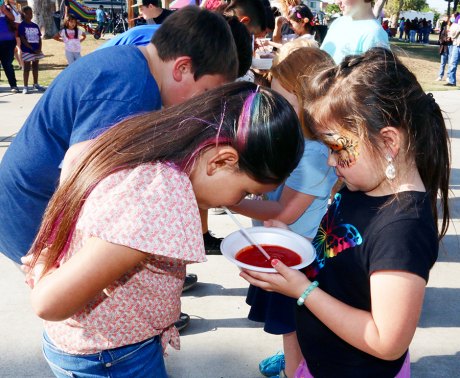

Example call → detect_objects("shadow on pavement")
450 168 460 187
419 287 460 328
411 352 460 378
181 316 263 336
438 235 460 262
182 282 247 298
449 128 460 139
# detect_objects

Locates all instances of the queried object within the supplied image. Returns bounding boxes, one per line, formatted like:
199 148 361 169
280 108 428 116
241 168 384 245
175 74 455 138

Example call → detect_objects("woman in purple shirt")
0 2 18 93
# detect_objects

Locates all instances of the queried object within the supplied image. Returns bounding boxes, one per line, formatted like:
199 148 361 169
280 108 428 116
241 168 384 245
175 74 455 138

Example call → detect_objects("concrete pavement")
0 85 459 377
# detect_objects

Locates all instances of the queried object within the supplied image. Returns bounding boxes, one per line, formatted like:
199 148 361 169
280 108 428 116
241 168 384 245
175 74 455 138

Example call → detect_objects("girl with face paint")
241 48 451 378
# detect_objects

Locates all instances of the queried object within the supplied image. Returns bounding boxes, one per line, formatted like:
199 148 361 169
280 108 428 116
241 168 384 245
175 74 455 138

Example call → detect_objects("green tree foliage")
384 0 429 16
325 3 341 14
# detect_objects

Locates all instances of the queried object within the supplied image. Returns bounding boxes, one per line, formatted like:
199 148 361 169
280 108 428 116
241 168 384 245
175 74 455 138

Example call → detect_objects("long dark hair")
30 81 304 272
302 48 450 238
64 15 79 39
288 4 315 35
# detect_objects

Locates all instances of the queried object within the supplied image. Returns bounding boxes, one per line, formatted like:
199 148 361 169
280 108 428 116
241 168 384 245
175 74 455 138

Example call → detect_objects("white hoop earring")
385 155 396 180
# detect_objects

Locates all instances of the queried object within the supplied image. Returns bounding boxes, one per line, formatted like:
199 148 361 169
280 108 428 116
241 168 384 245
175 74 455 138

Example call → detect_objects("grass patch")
9 33 459 92
391 40 440 63
388 37 457 92
390 40 452 92
12 36 106 86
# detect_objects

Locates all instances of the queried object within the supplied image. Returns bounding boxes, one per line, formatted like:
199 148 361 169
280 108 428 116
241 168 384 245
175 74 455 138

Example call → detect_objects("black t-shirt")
296 188 438 377
147 8 174 25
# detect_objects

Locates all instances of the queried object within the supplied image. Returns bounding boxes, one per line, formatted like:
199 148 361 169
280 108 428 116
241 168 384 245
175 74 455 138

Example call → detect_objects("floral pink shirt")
45 163 205 354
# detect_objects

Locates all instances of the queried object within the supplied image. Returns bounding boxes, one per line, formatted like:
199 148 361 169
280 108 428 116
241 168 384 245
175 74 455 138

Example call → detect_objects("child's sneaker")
33 83 46 92
273 370 288 378
259 352 285 377
11 87 19 93
182 273 198 292
210 207 226 215
435 77 443 81
22 86 30 94
203 230 223 255
174 312 190 332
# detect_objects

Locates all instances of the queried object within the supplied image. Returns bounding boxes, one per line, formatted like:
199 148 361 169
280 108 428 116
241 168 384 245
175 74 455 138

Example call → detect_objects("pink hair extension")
214 101 227 146
179 136 233 173
236 92 257 149
177 102 233 172
46 179 100 265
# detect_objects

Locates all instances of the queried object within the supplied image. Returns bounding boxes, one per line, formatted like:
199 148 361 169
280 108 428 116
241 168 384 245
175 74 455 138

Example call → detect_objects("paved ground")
0 85 459 377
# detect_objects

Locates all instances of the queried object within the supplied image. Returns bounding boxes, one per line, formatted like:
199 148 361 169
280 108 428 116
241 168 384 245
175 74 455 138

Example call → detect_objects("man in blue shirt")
0 6 238 264
95 5 106 34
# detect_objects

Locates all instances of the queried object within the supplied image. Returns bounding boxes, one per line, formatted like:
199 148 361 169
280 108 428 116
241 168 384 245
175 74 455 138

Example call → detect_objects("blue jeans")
42 332 168 378
423 30 430 44
447 45 459 85
409 30 416 43
439 48 450 78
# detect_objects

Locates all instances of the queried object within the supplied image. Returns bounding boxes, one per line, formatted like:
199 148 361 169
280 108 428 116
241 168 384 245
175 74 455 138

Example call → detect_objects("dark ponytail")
64 15 79 39
412 93 450 237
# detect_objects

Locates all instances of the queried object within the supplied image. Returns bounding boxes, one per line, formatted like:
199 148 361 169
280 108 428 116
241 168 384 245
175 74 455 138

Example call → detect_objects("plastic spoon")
222 206 271 261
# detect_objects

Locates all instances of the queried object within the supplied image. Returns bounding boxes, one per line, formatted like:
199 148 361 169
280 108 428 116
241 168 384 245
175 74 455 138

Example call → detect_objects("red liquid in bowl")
235 245 301 268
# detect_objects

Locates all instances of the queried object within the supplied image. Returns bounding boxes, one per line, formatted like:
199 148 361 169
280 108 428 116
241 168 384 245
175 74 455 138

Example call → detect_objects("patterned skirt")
22 52 45 62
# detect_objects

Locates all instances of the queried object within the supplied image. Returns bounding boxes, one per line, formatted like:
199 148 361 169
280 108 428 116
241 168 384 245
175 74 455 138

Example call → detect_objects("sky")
427 0 449 13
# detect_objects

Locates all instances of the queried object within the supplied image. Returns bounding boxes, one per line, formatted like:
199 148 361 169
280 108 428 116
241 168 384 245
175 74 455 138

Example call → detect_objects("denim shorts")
42 332 168 378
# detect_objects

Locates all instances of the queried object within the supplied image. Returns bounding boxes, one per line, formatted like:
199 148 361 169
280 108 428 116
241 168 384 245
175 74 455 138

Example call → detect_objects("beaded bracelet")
296 281 318 306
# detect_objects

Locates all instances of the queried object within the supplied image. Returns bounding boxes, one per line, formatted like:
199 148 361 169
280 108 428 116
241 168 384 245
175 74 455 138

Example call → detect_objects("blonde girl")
231 47 337 378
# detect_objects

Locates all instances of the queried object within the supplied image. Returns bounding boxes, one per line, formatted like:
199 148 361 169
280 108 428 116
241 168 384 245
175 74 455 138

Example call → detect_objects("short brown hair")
152 7 238 81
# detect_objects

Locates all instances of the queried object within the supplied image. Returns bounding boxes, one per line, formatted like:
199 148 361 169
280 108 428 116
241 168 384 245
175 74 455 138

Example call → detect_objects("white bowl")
220 226 316 273
251 57 273 70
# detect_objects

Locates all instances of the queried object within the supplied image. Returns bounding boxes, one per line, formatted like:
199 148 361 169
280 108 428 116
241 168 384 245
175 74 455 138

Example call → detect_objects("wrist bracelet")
297 281 318 306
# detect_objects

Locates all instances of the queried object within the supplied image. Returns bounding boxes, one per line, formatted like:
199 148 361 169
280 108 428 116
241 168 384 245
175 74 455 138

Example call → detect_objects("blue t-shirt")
321 16 389 64
0 45 161 263
18 21 41 53
96 8 105 23
253 140 337 238
99 25 160 49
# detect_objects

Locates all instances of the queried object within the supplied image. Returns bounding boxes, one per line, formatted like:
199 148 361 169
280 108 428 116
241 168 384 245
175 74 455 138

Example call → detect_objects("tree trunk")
128 0 134 28
391 0 403 30
391 13 398 28
373 0 387 19
29 0 57 38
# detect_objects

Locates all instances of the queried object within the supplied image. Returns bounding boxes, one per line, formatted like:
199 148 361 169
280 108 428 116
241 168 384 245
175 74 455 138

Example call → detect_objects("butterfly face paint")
322 133 359 168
